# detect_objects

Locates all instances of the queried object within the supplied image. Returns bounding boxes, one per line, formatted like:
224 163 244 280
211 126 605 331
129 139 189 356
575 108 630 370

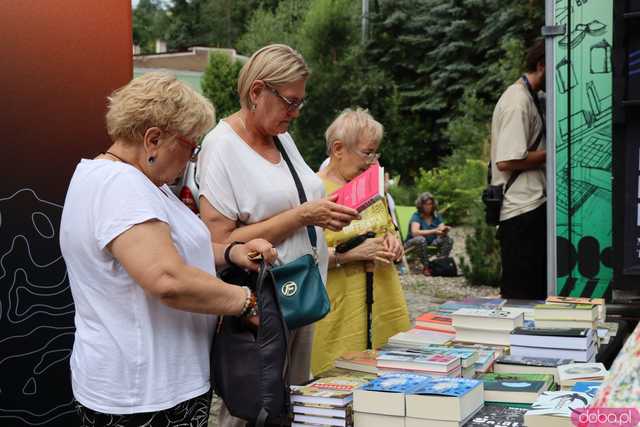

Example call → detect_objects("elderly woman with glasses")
59 73 277 427
196 44 359 427
311 108 411 375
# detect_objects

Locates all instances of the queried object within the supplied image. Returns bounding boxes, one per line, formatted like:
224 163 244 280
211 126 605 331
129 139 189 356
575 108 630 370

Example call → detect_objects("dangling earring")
148 156 155 165
250 103 256 112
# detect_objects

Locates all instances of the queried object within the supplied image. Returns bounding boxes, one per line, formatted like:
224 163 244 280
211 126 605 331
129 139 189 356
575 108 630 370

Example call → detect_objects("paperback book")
464 404 527 427
332 163 384 212
353 373 430 416
388 328 452 347
524 390 592 426
377 350 460 373
291 376 371 407
334 350 378 374
415 311 456 334
509 327 594 350
405 378 484 422
493 355 572 381
534 303 598 321
477 373 553 404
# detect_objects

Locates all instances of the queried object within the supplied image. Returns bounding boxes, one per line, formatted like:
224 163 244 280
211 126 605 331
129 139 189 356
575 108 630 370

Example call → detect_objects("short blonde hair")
324 107 384 155
237 44 310 108
106 72 215 144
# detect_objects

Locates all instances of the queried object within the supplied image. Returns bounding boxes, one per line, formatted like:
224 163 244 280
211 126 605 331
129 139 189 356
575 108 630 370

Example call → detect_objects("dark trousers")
76 391 212 427
498 203 547 300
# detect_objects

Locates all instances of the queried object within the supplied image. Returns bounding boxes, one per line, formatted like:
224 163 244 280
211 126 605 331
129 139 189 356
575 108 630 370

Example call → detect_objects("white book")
451 308 524 331
510 344 596 363
293 404 350 418
454 327 512 346
293 413 350 427
388 328 452 347
509 328 595 350
353 412 404 427
535 319 596 329
405 408 481 427
557 362 607 385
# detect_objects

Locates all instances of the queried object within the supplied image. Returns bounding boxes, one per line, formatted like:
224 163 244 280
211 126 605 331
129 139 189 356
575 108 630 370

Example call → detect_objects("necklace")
104 151 129 164
237 114 248 133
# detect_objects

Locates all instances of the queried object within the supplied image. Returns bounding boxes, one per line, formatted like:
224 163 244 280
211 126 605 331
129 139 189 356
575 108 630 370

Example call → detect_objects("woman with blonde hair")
311 107 411 375
196 45 359 426
60 72 276 426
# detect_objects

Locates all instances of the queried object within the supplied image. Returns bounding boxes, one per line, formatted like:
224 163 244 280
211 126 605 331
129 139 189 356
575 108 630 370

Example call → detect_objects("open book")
332 163 384 212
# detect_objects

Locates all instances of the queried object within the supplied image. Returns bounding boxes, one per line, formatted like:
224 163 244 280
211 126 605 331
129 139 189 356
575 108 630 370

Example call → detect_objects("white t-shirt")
490 81 546 221
60 159 216 414
196 120 329 282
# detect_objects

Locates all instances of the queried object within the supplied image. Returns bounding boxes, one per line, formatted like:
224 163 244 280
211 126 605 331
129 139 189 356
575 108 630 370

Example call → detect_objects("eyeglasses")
164 130 201 161
265 83 305 112
350 147 380 164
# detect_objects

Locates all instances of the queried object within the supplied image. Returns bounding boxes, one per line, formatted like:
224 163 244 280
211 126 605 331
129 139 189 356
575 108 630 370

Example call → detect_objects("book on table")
509 345 597 363
404 378 484 422
557 363 607 388
534 303 598 322
376 349 460 373
524 391 592 427
381 345 478 368
545 296 606 320
454 327 513 346
405 410 481 427
387 328 452 347
493 355 573 382
509 327 595 350
353 373 430 416
415 311 456 334
464 404 528 427
353 412 404 427
476 372 554 404
293 402 352 418
292 413 351 427
334 350 378 374
451 308 524 331
570 381 602 398
291 376 371 407
331 163 384 212
535 319 596 329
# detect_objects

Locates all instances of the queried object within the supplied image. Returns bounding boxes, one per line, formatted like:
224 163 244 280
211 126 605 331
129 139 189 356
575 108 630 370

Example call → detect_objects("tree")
201 53 243 121
132 0 169 53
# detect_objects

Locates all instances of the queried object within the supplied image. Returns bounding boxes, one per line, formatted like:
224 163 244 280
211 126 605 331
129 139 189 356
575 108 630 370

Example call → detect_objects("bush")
459 203 502 287
201 53 242 121
414 159 485 225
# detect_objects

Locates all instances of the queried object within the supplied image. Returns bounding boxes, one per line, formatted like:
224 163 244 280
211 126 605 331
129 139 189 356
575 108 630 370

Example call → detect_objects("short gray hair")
237 44 309 108
324 107 384 155
415 192 438 214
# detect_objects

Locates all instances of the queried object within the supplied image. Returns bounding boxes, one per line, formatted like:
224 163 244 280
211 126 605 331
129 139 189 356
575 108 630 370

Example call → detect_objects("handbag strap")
273 136 318 250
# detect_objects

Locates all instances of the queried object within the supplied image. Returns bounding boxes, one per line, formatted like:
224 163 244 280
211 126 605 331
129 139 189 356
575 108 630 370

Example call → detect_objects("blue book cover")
411 378 481 397
571 381 602 397
361 373 430 393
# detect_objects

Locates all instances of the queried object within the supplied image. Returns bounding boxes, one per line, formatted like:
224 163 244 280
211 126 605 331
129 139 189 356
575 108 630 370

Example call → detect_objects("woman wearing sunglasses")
59 72 276 427
196 44 360 427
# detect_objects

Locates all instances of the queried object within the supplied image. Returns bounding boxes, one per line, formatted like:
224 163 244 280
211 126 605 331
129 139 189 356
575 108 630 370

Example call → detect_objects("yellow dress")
311 179 411 375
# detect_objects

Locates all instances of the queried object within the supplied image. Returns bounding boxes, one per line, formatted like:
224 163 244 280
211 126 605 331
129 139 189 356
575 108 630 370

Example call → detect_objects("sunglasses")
265 83 305 112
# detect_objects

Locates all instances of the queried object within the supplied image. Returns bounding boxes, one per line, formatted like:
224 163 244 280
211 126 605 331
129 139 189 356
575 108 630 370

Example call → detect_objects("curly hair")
415 192 438 215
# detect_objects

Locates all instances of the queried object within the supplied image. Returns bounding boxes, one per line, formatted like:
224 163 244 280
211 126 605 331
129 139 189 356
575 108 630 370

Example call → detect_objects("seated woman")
404 192 454 275
59 72 276 427
312 108 411 375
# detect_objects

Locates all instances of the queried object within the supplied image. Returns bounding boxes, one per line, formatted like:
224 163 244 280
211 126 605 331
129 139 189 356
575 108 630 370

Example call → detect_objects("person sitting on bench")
404 192 453 275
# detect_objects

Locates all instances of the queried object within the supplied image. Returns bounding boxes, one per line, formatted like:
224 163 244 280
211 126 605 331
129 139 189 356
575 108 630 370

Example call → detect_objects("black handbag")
428 256 458 277
482 75 545 226
211 262 292 426
271 136 331 330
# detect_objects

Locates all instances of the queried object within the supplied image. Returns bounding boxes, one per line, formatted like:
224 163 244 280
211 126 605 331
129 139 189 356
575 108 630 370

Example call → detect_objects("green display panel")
554 0 613 298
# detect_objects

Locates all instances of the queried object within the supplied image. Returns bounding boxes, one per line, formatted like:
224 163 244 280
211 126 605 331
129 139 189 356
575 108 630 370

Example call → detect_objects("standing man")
490 39 547 300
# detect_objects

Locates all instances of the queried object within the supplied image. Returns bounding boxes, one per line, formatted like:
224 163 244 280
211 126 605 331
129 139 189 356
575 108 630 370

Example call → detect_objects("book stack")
502 299 545 322
557 363 607 390
376 349 461 377
354 374 484 427
464 404 528 427
476 372 554 405
509 327 597 362
533 302 598 330
524 391 592 427
493 355 573 382
400 346 479 378
451 308 524 346
290 375 373 427
387 328 452 348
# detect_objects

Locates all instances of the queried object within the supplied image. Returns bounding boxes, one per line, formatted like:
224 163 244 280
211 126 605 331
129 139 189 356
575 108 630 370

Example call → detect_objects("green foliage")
388 182 418 207
201 53 243 121
132 0 170 53
236 0 311 55
414 159 485 226
459 204 501 287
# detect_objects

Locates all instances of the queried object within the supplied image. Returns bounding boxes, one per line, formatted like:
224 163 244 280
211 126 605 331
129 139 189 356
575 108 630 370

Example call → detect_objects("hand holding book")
299 193 360 232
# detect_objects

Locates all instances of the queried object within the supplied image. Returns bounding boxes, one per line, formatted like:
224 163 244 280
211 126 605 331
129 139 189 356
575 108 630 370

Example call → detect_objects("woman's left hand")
230 239 278 271
384 233 404 262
